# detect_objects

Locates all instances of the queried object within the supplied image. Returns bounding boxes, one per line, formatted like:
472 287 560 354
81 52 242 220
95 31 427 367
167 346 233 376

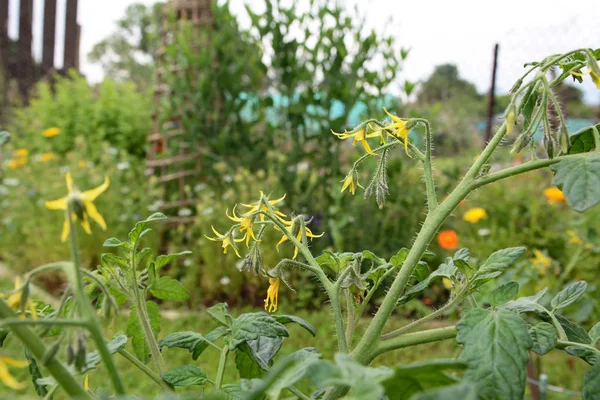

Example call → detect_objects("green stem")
117 348 164 387
415 119 437 211
289 386 312 400
345 291 356 348
557 246 584 286
547 311 568 341
471 156 567 190
381 285 469 339
0 318 88 329
215 346 229 390
373 326 458 361
0 300 90 399
42 384 60 400
66 205 125 395
354 266 396 326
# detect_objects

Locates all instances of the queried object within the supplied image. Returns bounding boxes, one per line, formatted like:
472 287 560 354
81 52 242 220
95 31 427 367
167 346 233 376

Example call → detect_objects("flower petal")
80 214 92 235
44 197 68 210
0 361 26 390
61 218 71 242
81 177 110 202
85 201 107 230
65 172 74 193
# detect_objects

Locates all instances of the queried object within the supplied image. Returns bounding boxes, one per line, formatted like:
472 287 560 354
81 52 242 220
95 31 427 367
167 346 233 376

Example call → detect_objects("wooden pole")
63 0 78 71
42 0 58 73
17 0 34 99
484 43 499 145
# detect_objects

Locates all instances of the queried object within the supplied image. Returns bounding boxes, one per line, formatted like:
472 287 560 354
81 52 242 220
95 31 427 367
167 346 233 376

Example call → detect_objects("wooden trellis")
0 0 80 104
146 0 214 224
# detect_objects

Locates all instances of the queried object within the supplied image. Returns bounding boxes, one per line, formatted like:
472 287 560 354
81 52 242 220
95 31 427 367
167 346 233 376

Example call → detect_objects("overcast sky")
7 0 600 104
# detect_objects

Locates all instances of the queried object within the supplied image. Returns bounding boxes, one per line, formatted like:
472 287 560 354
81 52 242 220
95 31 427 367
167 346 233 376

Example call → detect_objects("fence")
0 0 80 105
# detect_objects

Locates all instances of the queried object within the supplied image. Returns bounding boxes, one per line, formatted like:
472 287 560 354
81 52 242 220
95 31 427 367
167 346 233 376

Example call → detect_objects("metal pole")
484 43 499 145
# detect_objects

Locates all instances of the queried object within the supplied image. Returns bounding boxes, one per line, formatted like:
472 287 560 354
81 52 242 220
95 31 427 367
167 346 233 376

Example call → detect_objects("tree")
417 64 481 104
88 3 164 90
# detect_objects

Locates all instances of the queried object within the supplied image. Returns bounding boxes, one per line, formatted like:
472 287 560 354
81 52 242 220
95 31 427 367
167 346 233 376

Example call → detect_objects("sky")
7 0 600 104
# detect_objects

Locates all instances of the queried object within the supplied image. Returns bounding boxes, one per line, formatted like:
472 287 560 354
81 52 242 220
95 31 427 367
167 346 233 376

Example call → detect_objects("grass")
0 306 590 400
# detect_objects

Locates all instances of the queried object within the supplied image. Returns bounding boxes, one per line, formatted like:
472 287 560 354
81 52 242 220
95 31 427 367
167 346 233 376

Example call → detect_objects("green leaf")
565 346 598 365
163 365 207 387
381 359 466 400
129 213 167 244
589 322 600 345
551 281 587 310
230 313 288 350
583 362 600 399
529 323 557 355
454 248 471 263
272 315 316 336
538 314 592 344
155 250 192 272
501 288 547 313
149 276 190 301
84 334 128 373
207 303 233 327
247 337 284 370
0 131 10 146
126 302 161 363
568 124 600 155
488 281 519 307
477 247 526 274
399 259 457 304
235 343 263 379
551 153 600 212
25 350 48 397
103 237 126 247
456 308 532 400
412 383 478 400
159 326 229 360
390 248 409 267
521 88 539 132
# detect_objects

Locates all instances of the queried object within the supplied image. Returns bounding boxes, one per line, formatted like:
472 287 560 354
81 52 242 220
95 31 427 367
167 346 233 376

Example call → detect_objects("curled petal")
45 197 68 210
85 201 107 230
81 177 110 202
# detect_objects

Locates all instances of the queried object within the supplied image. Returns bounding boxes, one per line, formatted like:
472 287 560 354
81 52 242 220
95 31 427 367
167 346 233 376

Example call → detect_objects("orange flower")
438 230 458 250
543 187 565 204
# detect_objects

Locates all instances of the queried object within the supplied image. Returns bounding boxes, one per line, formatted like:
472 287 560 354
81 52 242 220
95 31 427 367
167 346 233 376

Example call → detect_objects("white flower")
183 259 193 267
223 175 233 183
219 276 231 285
106 147 118 155
201 207 214 216
117 161 130 170
178 208 193 217
194 183 207 193
3 179 19 186
59 166 70 174
0 186 8 195
478 228 491 237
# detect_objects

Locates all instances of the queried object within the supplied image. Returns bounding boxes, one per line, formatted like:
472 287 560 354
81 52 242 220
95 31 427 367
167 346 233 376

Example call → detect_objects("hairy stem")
215 346 229 390
373 326 458 360
118 348 164 387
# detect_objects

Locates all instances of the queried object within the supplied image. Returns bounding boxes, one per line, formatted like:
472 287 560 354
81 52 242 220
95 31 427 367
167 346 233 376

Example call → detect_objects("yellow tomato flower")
205 226 244 257
226 205 258 247
572 69 600 90
442 278 453 290
239 192 289 223
331 128 381 155
43 127 60 138
45 173 110 242
13 149 28 157
276 222 323 260
462 207 488 224
543 187 565 204
0 356 28 390
341 174 363 195
531 249 551 275
4 277 37 320
40 152 56 162
382 107 410 155
264 278 280 313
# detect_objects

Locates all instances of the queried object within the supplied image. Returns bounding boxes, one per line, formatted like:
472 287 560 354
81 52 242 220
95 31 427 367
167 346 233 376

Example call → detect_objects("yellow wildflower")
381 107 410 155
4 277 37 320
43 127 60 138
571 69 600 90
45 173 110 242
205 226 244 257
40 152 56 162
567 230 583 245
331 128 381 155
341 174 363 195
78 160 87 169
462 207 488 224
543 187 565 204
276 221 323 260
8 158 27 169
226 205 258 247
531 249 551 275
264 278 280 313
13 149 28 158
0 356 28 390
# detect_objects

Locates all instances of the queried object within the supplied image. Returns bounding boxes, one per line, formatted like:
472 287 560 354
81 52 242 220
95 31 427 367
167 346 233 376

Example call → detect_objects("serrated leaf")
149 276 190 301
247 337 284 370
163 365 207 387
103 237 125 248
551 281 587 310
489 281 519 307
454 248 470 262
501 288 547 313
381 359 466 400
236 343 263 379
583 362 600 399
551 153 600 212
264 348 321 400
542 314 592 344
84 334 128 373
230 313 288 350
272 315 316 336
390 248 409 267
25 350 48 397
101 253 128 268
565 346 598 365
529 323 557 355
568 124 600 155
159 326 229 360
126 302 161 363
155 251 192 272
207 303 233 327
589 322 600 345
477 247 526 274
456 308 532 400
411 382 478 400
398 259 457 304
